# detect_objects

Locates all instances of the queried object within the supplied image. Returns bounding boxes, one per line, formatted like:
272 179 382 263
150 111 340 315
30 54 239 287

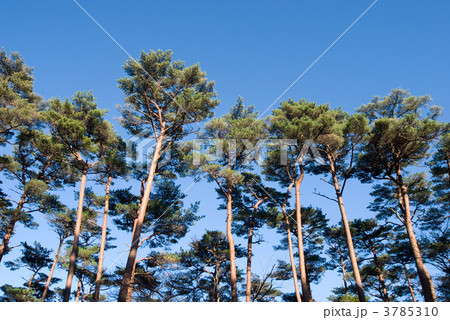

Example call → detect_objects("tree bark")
294 178 313 302
371 249 389 302
339 254 348 295
245 215 254 302
330 167 366 302
245 198 265 302
0 192 27 263
118 138 162 302
63 167 88 302
403 264 417 302
283 209 302 302
397 168 437 302
41 240 63 301
226 192 238 302
94 175 112 302
75 259 87 302
26 270 39 292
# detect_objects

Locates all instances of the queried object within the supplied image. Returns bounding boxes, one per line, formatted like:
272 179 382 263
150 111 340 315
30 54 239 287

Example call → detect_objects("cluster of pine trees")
0 48 448 302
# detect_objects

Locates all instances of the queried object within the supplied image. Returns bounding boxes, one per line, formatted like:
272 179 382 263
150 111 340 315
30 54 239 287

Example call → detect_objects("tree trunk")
94 175 112 302
118 138 162 302
294 178 312 302
209 270 215 302
215 265 221 302
245 198 265 302
330 168 366 302
63 167 88 302
126 261 136 302
371 249 389 302
397 169 437 302
339 254 348 295
0 192 27 263
75 259 87 302
403 264 417 302
281 181 301 302
27 270 38 292
226 192 238 302
245 215 254 302
41 240 63 301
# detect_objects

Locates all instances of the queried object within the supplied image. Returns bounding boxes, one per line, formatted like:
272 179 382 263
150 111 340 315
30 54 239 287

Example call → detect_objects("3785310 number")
383 306 438 317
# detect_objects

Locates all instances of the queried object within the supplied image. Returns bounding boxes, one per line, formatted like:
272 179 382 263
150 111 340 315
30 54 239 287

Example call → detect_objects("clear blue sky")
1 0 449 301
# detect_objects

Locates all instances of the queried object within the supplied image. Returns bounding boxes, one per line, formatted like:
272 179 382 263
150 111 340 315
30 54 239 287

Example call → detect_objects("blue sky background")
0 0 449 301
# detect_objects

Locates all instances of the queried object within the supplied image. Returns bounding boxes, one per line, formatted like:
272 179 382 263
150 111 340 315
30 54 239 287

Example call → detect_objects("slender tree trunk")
283 210 302 302
75 259 87 302
216 265 221 302
371 249 389 302
403 264 417 302
94 175 112 302
340 254 348 295
397 168 437 302
245 215 254 302
226 192 238 302
0 193 27 263
330 168 366 302
281 181 301 302
41 240 63 301
294 178 312 302
63 167 88 302
118 138 162 302
26 270 39 292
125 219 138 302
245 198 265 302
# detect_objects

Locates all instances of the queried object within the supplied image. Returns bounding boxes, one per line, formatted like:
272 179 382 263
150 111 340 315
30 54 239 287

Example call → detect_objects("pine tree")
324 224 352 297
4 241 52 300
176 231 245 302
264 99 337 301
232 173 278 302
188 97 266 301
110 179 200 301
92 137 128 301
117 50 218 301
0 128 73 263
351 219 393 301
41 208 76 301
0 49 40 145
311 110 369 301
44 90 116 301
356 88 442 301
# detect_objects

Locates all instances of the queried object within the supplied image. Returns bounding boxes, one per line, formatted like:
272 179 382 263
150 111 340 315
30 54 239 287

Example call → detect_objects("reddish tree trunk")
41 240 63 301
226 192 238 302
397 168 437 302
94 175 112 301
118 138 162 301
329 164 366 302
63 167 88 302
294 178 313 302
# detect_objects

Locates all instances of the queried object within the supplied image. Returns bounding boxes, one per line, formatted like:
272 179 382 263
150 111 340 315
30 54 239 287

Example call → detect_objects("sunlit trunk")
226 192 238 302
94 175 112 301
294 177 312 302
118 138 162 301
63 166 87 302
41 240 63 301
397 168 436 302
403 264 417 302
